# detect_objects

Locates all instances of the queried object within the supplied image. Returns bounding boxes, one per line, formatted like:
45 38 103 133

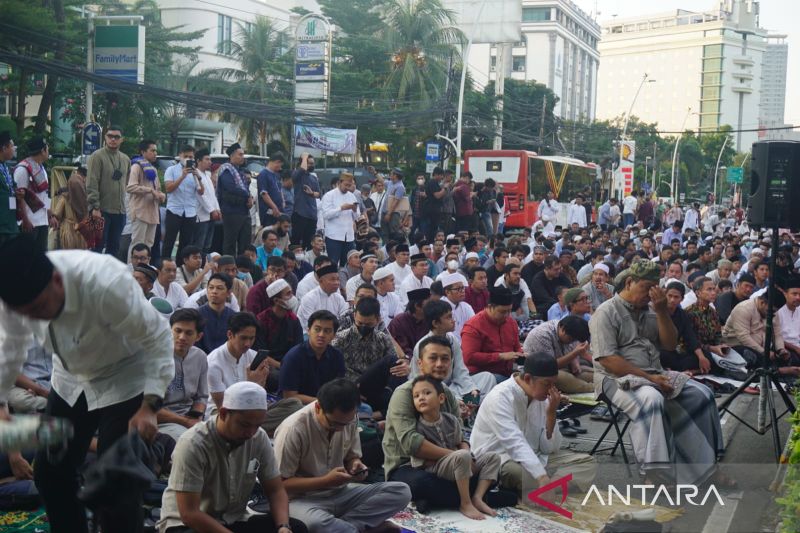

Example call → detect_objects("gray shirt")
411 412 464 468
163 346 209 416
158 417 280 532
582 281 615 310
589 295 662 393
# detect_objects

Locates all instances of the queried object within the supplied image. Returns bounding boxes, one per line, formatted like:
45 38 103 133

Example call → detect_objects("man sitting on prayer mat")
590 261 735 487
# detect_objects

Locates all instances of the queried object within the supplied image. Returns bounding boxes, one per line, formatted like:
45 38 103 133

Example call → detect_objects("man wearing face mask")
255 279 303 392
333 296 409 413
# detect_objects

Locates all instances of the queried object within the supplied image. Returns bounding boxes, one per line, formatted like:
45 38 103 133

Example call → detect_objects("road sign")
82 122 102 155
425 142 439 161
726 166 744 184
426 162 436 173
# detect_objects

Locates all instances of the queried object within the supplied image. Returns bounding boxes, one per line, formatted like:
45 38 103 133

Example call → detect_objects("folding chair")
589 392 633 476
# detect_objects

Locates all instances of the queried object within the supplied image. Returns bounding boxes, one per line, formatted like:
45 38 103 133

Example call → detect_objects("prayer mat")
0 506 49 532
390 505 587 533
540 495 683 532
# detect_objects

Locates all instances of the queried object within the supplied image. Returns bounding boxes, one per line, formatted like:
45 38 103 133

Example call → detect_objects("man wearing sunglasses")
87 126 131 257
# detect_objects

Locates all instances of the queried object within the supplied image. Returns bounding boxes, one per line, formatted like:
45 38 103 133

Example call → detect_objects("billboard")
93 24 145 90
294 126 357 155
442 0 521 43
295 62 326 79
617 140 635 196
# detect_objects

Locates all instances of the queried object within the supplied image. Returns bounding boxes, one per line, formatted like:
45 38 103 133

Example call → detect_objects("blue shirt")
217 166 250 215
547 302 569 321
165 163 200 217
279 341 345 397
382 179 406 214
282 185 294 217
256 245 283 271
256 167 283 225
598 202 611 225
196 304 235 354
291 168 320 219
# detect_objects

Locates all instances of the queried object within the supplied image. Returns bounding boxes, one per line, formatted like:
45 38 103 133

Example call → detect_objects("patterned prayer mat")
0 507 49 532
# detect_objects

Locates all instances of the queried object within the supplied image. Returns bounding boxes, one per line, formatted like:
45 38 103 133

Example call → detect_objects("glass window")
700 114 719 128
703 58 722 71
700 100 720 113
704 44 723 57
702 86 720 99
512 56 526 72
702 72 721 85
522 7 550 22
217 14 232 55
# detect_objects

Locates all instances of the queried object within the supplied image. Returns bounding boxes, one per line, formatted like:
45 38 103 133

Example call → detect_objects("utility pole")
85 9 94 124
493 44 508 150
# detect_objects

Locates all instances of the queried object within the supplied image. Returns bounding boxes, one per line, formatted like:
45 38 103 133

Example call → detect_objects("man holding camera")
163 145 204 259
87 125 131 256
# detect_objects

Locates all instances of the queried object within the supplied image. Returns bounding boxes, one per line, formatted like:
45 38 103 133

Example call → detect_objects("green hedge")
777 391 800 531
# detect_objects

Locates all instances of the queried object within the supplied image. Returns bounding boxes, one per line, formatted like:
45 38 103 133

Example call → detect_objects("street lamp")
617 73 655 198
713 135 730 206
670 107 697 204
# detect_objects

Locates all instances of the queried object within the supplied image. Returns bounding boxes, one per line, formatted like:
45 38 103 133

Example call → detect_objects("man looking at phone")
87 125 131 256
163 145 204 259
257 153 285 227
291 153 321 250
158 308 209 443
273 378 411 532
321 172 360 267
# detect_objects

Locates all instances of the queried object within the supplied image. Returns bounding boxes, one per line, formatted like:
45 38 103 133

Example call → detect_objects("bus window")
528 159 551 201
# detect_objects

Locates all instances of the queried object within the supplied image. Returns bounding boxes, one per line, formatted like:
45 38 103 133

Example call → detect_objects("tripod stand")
717 225 796 462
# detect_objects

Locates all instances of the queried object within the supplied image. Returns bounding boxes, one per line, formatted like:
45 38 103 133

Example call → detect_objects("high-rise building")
595 0 779 149
467 0 601 122
760 34 788 128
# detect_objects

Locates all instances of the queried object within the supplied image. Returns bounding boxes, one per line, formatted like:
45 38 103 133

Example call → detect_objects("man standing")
537 191 560 235
193 148 221 256
321 172 359 267
423 167 447 242
567 195 587 228
14 137 55 252
0 132 20 245
0 235 174 532
157 308 208 443
453 171 474 232
274 379 411 531
218 143 253 256
153 257 189 310
461 287 522 381
87 126 131 256
591 261 726 485
381 167 407 242
158 381 306 533
682 202 700 233
257 153 285 227
622 190 638 228
163 145 204 259
291 153 321 250
126 139 165 259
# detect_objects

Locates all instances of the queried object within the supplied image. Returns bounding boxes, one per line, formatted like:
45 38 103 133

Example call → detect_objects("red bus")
464 149 599 230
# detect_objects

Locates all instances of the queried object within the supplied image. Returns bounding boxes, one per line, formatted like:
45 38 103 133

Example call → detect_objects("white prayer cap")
465 252 479 260
266 278 290 298
446 234 456 240
222 382 268 411
593 263 610 274
441 272 467 288
750 248 765 257
373 267 393 281
209 252 221 261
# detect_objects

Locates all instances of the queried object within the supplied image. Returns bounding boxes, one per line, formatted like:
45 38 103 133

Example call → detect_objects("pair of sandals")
559 418 587 437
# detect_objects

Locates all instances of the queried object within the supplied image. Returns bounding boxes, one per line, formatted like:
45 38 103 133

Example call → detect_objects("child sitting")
410 375 500 520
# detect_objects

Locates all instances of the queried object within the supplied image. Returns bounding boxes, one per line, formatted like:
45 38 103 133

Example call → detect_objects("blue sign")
425 142 439 161
82 122 102 156
295 62 325 78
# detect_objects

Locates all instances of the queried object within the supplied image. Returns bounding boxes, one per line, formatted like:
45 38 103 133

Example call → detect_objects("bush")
777 391 800 531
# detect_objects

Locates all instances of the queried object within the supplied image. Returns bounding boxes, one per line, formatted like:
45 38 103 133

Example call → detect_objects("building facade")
467 0 601 122
595 0 779 150
759 33 788 129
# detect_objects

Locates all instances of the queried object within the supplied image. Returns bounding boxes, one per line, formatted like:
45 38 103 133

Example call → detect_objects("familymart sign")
93 24 145 88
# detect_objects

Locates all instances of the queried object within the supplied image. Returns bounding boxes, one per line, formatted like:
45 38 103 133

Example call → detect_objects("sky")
572 0 798 125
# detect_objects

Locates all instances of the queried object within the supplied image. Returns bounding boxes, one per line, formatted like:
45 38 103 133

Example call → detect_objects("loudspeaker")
748 140 800 230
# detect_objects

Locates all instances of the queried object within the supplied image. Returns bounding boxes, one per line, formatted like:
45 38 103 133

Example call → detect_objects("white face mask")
447 260 459 271
417 179 425 186
281 296 300 313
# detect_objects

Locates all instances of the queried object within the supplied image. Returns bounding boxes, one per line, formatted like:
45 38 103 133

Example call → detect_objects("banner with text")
294 126 357 155
94 24 145 91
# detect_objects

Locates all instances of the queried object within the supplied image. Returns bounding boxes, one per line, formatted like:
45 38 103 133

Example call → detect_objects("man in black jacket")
530 255 573 314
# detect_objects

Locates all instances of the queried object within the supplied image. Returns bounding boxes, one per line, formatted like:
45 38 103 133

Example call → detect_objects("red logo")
527 473 572 519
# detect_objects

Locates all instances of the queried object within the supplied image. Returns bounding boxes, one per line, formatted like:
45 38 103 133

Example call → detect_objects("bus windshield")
528 155 597 202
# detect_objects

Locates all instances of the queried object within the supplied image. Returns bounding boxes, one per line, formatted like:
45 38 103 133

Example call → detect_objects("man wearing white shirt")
398 253 433 305
567 195 587 228
622 191 638 228
682 202 700 233
346 253 379 302
387 243 413 285
296 255 333 300
440 272 474 337
192 148 221 255
152 257 189 310
470 354 596 498
778 278 800 360
374 267 404 326
297 264 349 334
537 191 560 235
321 172 359 267
0 236 174 532
163 146 204 261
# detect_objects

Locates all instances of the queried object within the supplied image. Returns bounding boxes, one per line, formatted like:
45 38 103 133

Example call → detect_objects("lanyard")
0 164 13 193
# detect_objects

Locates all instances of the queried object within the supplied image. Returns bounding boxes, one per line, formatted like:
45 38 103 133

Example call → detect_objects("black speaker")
748 140 800 230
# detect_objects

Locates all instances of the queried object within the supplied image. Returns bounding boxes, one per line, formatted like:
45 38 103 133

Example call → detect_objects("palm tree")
201 16 292 154
381 0 463 105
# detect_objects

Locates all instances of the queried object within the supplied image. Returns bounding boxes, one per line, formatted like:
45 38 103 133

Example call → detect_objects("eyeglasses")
324 413 356 429
446 286 465 292
106 134 122 140
574 296 589 302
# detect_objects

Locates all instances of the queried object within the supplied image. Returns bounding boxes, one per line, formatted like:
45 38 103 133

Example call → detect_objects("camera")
185 159 196 169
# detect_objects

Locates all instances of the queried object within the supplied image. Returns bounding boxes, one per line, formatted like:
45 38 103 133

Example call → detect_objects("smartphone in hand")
250 350 270 371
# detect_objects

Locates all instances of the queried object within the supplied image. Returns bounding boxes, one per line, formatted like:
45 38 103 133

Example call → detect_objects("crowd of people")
1 127 797 531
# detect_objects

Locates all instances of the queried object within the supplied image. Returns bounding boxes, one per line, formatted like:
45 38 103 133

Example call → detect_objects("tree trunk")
34 0 66 135
15 69 27 138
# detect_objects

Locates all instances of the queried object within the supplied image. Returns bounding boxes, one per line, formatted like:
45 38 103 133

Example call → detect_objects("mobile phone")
350 466 369 476
250 349 270 371
185 159 195 169
186 410 204 419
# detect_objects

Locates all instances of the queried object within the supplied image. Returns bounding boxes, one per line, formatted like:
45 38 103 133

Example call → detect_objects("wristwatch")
277 523 293 532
